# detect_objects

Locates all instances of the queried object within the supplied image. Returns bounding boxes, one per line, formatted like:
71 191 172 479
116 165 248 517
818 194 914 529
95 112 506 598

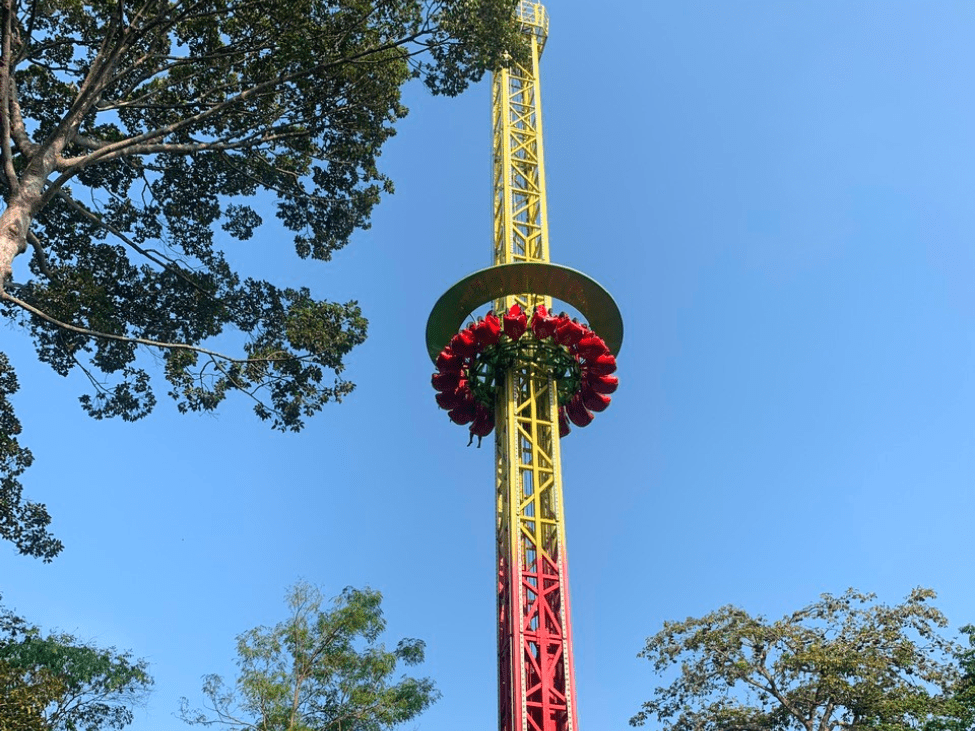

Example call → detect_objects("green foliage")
929 626 975 731
632 588 963 731
0 603 152 730
956 626 975 729
0 659 65 731
0 352 60 560
180 582 439 731
0 0 524 558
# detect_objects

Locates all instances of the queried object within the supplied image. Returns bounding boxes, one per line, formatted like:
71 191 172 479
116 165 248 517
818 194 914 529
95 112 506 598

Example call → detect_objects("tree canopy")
958 627 975 725
0 0 525 560
0 657 65 731
0 602 152 730
631 588 967 731
179 582 439 731
932 625 975 731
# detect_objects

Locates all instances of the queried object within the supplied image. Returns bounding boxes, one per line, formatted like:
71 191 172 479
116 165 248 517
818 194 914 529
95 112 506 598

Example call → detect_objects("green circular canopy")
426 262 623 362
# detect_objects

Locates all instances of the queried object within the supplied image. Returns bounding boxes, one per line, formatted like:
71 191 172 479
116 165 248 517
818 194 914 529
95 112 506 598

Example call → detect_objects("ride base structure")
426 3 623 731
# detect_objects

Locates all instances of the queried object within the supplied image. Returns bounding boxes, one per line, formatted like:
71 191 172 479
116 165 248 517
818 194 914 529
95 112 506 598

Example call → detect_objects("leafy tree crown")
180 581 440 730
0 601 152 731
632 588 964 731
0 0 526 559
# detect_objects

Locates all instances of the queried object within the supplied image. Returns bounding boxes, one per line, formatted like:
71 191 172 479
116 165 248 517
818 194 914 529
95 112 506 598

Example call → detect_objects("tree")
0 0 526 561
631 588 963 731
0 659 65 731
931 625 975 731
954 625 975 729
179 582 439 731
0 602 152 730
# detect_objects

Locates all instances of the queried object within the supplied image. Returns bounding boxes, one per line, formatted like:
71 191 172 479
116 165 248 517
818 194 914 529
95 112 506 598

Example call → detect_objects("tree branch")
8 73 36 157
52 189 230 306
47 28 430 193
1 0 20 193
26 230 55 280
1 288 298 366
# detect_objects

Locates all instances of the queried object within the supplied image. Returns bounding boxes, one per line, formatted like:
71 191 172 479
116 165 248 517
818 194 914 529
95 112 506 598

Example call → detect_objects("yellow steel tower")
427 3 623 730
492 4 578 731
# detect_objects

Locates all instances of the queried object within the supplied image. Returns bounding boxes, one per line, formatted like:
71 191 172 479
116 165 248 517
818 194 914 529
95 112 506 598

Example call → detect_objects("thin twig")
1 288 298 365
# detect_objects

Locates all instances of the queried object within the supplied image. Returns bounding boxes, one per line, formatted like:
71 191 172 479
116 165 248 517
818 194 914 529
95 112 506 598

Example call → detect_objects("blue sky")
2 1 974 729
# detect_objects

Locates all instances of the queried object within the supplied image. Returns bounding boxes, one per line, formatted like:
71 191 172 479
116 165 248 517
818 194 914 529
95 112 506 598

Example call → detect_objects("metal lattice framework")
427 3 622 731
493 5 577 731
492 3 549 276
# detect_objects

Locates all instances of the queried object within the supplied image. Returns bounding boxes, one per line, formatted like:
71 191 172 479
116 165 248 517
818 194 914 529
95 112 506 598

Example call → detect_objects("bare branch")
2 288 297 366
26 230 55 280
1 0 20 193
8 73 36 156
47 27 430 193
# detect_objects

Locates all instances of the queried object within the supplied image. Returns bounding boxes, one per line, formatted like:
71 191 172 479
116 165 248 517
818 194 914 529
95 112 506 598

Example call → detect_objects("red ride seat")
587 353 617 375
554 317 587 347
470 403 495 438
586 373 618 394
566 393 594 427
431 371 462 393
436 349 464 372
582 387 611 413
574 334 608 361
436 387 468 411
530 304 558 340
450 328 478 358
503 303 527 340
473 312 502 348
448 400 477 425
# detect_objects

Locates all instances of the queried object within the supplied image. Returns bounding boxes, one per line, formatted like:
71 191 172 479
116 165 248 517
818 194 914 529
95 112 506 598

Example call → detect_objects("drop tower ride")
426 3 623 730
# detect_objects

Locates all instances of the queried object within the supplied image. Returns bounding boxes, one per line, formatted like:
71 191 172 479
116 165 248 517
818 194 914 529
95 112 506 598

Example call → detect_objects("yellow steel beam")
493 4 578 730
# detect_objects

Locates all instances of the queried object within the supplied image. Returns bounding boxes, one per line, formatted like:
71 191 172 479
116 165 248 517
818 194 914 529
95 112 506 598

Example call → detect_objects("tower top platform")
517 1 549 53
